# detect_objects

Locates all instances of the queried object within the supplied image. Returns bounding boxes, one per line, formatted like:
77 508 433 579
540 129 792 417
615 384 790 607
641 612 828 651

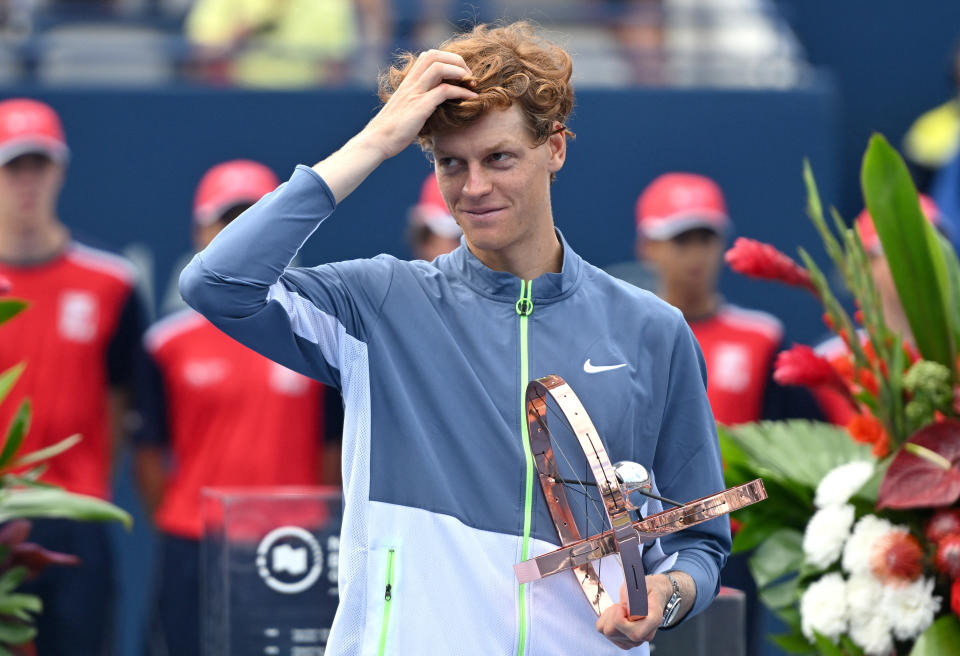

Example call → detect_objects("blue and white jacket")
180 166 731 655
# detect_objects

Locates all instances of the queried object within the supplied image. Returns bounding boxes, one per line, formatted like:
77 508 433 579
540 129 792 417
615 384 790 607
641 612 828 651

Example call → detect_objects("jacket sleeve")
652 318 732 622
179 165 394 387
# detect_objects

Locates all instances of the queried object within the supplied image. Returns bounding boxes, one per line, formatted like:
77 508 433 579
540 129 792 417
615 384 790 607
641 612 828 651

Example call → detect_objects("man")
406 172 462 260
181 22 729 654
135 159 341 655
636 172 822 656
0 98 145 654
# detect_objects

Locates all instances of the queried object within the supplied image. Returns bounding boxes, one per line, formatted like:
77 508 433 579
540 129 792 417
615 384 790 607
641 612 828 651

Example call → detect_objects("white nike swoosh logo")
583 359 628 374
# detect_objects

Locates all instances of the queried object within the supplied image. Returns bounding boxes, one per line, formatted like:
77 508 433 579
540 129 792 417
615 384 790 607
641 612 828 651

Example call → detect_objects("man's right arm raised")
179 49 477 381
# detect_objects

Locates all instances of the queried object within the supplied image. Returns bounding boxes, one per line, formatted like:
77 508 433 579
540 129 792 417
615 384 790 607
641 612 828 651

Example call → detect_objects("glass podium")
201 486 342 656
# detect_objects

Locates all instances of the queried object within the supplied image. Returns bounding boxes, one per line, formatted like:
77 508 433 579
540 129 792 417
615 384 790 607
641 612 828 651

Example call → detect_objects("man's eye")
438 158 460 170
489 152 511 163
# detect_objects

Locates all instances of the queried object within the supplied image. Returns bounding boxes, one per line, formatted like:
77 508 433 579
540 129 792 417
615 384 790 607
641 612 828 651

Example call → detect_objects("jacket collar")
445 228 583 304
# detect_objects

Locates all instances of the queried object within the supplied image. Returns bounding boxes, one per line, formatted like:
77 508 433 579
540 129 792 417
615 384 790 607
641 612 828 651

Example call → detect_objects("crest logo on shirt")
711 343 751 392
182 359 230 387
269 362 310 395
256 526 323 594
58 290 99 343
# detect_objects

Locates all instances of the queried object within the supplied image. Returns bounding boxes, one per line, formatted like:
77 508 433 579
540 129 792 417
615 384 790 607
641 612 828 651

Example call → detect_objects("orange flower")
846 413 891 458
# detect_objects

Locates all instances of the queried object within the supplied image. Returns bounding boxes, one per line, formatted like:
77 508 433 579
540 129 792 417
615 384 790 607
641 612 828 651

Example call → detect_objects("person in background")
814 195 942 426
0 97 146 655
636 172 823 656
406 172 461 260
135 159 341 656
184 0 389 88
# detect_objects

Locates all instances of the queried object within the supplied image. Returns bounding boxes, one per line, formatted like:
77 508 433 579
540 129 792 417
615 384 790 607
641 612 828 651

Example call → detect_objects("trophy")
513 375 766 620
201 486 342 656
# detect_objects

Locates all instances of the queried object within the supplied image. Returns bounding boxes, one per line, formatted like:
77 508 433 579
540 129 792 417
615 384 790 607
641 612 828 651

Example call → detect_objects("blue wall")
1 84 837 654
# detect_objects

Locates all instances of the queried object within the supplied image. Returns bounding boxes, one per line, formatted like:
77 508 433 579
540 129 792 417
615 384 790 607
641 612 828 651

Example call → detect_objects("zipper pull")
515 280 534 317
385 583 392 601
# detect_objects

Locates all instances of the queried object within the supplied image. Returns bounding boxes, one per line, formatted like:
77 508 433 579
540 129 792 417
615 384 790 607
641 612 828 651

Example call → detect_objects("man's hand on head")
363 49 478 160
312 49 478 203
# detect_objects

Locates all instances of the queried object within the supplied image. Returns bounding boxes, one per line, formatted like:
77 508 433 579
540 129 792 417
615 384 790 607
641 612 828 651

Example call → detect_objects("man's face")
643 228 724 294
431 104 565 268
0 153 63 223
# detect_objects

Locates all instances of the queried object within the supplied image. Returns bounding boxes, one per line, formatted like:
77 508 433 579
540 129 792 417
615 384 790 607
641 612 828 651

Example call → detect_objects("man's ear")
546 127 567 174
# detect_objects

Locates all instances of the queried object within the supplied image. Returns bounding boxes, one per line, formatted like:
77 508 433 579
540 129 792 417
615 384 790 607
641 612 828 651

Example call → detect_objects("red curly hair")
378 22 576 151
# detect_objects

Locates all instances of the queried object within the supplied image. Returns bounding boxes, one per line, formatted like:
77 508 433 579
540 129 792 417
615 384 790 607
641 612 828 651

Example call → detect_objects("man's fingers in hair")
424 82 478 109
408 49 472 84
418 61 476 92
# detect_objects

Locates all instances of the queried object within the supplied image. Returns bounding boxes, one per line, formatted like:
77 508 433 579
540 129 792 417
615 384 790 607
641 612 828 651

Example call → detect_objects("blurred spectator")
814 196 943 426
636 172 822 656
904 42 960 191
0 97 146 655
407 172 461 260
184 0 389 88
136 159 341 656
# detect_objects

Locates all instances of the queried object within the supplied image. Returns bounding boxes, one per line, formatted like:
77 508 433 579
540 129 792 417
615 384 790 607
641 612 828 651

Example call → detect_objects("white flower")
800 573 848 642
803 504 855 569
842 515 897 575
815 461 875 509
846 574 885 622
848 612 894 656
883 576 942 641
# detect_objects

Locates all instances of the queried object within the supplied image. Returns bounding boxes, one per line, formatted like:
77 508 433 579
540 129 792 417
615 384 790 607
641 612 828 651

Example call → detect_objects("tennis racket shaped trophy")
513 375 766 620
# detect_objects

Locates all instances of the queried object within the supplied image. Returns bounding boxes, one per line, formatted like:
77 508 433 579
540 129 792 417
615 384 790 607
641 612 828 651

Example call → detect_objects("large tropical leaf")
0 488 131 529
748 528 803 589
861 134 957 375
720 421 875 492
908 615 960 655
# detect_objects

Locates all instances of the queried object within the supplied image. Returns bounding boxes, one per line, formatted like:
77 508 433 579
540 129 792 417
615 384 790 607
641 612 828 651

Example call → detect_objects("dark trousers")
18 519 115 656
147 533 200 656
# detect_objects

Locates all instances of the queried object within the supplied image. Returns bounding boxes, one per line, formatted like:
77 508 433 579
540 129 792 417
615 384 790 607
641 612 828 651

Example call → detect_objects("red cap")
193 159 280 226
636 173 730 240
408 174 461 239
0 98 68 166
856 194 940 255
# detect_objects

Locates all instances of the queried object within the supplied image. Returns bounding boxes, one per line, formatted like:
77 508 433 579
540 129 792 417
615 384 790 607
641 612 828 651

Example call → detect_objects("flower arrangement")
0 277 131 655
719 136 960 655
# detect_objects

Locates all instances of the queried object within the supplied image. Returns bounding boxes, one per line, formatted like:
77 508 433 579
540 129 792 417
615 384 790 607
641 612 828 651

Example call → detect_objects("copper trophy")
513 374 766 620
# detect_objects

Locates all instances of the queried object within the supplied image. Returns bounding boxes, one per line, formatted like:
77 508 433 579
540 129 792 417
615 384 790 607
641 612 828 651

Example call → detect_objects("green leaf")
0 592 41 616
861 134 957 375
770 632 815 655
757 575 798 610
0 363 25 407
839 634 864 656
812 632 844 656
0 400 30 471
10 434 81 470
749 528 803 589
0 488 131 530
908 615 960 655
0 567 27 596
0 300 27 326
0 620 35 645
937 232 960 354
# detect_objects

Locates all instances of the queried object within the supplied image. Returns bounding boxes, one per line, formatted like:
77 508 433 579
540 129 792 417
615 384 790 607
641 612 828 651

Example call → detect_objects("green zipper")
515 280 534 656
377 548 396 656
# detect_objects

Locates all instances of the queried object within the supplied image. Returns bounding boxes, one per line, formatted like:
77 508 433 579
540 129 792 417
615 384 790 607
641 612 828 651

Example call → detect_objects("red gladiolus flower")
870 530 924 584
927 510 960 543
774 345 858 410
725 238 819 296
936 534 960 579
952 578 960 622
822 313 835 331
0 275 10 295
847 413 891 458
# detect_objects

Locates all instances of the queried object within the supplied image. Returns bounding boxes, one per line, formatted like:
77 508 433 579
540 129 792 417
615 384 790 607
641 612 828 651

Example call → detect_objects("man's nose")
461 162 492 197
